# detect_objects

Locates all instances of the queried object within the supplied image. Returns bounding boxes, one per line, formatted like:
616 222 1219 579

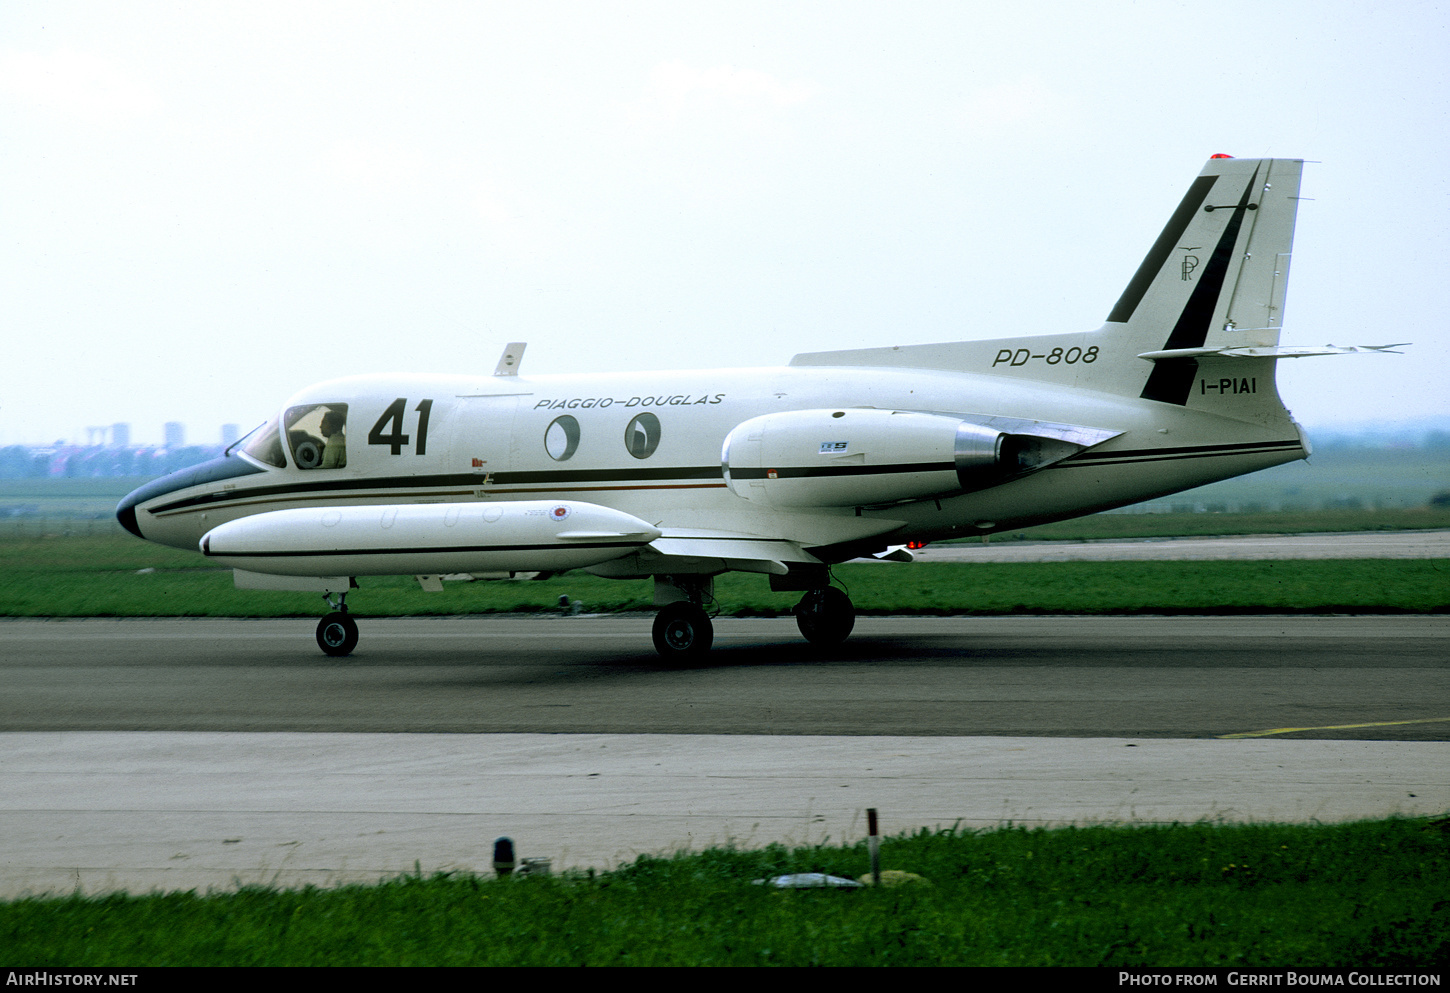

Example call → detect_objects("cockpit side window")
237 418 286 468
285 404 349 470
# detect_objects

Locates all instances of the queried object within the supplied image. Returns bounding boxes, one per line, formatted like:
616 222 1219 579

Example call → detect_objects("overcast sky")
2 0 1446 446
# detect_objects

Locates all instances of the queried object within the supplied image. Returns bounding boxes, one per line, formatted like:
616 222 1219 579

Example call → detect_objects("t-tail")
1105 155 1303 421
792 155 1309 431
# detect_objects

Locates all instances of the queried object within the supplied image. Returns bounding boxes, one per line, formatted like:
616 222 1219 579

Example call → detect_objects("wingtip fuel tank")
200 500 662 577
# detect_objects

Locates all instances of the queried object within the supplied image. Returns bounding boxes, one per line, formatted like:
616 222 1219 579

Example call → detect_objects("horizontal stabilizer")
1138 343 1410 361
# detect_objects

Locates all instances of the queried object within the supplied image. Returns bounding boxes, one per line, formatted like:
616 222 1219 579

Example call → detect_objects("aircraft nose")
114 455 268 544
116 494 144 538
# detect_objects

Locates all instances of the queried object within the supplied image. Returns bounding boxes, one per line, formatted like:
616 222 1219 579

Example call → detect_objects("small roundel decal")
550 504 572 522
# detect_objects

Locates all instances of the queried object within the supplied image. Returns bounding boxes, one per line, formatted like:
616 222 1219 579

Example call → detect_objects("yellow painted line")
1218 717 1450 739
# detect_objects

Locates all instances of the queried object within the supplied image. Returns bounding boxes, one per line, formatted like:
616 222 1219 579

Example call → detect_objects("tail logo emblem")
1179 247 1201 281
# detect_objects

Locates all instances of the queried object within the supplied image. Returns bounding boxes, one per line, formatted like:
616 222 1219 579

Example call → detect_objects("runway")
2 615 1446 737
1 614 1447 897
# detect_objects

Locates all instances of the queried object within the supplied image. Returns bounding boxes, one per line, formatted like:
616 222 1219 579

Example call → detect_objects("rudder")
1112 156 1303 405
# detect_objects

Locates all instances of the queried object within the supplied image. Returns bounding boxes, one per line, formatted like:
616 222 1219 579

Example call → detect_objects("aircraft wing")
649 530 825 576
586 526 880 578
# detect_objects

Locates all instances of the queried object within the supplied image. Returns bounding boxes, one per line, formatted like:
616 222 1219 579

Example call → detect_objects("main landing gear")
316 591 358 657
652 601 714 660
793 586 856 647
648 575 858 660
650 575 715 661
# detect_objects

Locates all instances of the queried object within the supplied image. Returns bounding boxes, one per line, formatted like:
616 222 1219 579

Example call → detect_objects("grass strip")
2 819 1446 966
993 506 1450 541
0 533 1445 617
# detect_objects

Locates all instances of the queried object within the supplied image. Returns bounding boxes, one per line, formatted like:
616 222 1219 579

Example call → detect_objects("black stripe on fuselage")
148 465 728 515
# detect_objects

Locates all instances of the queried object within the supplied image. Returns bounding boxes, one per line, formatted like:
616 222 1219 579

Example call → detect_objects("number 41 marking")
367 398 433 455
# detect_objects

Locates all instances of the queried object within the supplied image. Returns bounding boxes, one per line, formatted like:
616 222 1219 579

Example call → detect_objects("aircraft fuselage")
121 362 1306 559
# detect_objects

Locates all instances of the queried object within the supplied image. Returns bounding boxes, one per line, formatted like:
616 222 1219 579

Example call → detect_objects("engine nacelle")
721 408 1010 508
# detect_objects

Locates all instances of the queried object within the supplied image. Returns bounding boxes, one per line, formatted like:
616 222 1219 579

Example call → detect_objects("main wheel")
316 611 359 657
651 602 714 660
794 587 855 647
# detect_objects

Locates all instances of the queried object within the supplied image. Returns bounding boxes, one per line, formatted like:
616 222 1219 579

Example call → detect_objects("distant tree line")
0 445 225 479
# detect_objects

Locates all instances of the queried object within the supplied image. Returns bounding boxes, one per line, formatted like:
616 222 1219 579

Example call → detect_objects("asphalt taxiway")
1 615 1446 737
1 613 1446 897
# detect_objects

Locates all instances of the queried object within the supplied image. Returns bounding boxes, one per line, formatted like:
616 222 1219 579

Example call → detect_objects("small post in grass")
493 836 517 877
867 807 881 887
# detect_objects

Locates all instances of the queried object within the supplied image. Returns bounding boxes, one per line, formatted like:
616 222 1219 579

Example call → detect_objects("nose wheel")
315 591 358 657
316 611 359 657
794 587 855 647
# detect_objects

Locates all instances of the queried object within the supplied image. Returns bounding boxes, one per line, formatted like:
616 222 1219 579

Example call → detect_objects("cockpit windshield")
285 404 348 470
236 418 286 468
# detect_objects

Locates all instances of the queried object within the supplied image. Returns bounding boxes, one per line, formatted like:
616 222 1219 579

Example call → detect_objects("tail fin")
1111 156 1303 405
791 155 1306 418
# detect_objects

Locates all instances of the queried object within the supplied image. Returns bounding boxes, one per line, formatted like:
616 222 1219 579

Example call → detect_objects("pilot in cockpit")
319 409 346 469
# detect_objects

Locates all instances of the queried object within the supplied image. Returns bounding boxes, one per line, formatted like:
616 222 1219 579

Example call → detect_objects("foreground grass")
3 819 1446 966
0 532 1445 616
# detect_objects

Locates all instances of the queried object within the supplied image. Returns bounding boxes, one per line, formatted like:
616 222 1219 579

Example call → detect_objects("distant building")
164 422 185 449
221 424 240 447
111 423 130 448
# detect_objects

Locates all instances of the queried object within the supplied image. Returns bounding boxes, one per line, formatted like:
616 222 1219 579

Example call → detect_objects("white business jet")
117 154 1400 660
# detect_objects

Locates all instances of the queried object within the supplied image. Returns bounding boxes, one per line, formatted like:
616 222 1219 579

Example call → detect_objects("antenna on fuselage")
494 342 527 376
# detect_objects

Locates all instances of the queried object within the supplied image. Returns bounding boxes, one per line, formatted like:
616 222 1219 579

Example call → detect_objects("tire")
316 612 359 657
651 602 714 660
794 587 855 647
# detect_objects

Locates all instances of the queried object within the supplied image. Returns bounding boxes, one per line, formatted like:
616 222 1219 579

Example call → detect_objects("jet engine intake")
720 408 1109 508
720 409 1011 508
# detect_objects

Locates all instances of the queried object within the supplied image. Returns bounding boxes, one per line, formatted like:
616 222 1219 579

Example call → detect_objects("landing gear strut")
651 576 714 661
316 591 358 657
794 587 855 647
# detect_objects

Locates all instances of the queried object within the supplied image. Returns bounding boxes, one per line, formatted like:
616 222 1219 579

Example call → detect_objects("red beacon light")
1210 153 1234 159
906 540 930 550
